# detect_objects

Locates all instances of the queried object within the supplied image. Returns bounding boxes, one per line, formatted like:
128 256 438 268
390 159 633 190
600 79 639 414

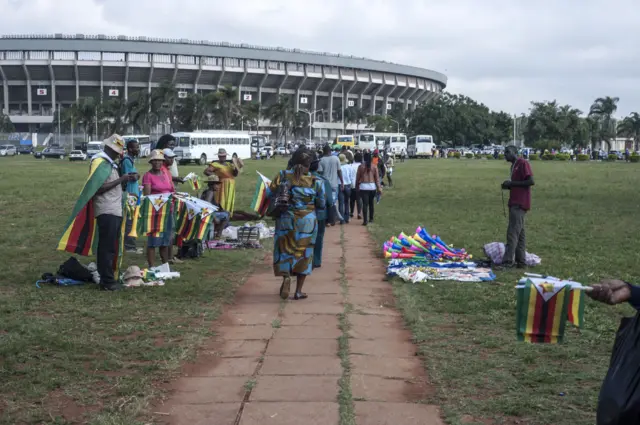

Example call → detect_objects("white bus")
172 131 252 165
407 135 435 158
356 132 407 154
123 134 151 157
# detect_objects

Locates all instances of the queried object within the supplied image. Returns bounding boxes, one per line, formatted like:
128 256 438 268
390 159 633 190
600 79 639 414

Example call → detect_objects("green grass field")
0 155 284 425
1 155 639 424
368 158 640 425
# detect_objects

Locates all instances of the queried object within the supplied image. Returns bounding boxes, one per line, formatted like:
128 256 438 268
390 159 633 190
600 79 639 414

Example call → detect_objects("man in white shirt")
338 154 355 224
349 151 363 220
318 144 344 225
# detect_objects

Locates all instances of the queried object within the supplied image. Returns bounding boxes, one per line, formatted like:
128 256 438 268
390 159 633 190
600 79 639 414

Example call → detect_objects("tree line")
0 81 637 151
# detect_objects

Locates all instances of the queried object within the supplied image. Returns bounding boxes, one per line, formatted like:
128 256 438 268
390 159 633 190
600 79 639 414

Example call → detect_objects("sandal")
293 292 308 300
279 277 291 300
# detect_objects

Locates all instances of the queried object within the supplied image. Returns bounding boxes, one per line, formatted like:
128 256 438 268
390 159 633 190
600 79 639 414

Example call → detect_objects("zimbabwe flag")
58 157 115 256
250 172 271 216
567 288 585 328
138 194 173 237
516 280 571 344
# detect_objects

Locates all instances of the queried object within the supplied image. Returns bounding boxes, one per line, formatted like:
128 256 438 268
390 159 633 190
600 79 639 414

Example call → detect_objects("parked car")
0 144 17 156
17 145 33 155
69 150 87 161
274 146 289 155
34 150 43 159
609 150 624 160
42 146 67 159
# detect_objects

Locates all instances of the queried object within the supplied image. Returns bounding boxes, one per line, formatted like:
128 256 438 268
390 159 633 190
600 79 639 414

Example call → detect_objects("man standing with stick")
501 146 534 268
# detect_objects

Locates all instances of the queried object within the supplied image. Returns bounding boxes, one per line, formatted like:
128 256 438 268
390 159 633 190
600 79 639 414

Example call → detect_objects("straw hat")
104 134 125 154
148 149 165 162
218 148 227 156
339 154 347 165
122 265 143 281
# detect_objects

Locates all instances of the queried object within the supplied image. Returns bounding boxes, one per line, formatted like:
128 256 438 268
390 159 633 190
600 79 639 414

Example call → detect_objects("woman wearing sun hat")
203 148 239 214
141 150 175 267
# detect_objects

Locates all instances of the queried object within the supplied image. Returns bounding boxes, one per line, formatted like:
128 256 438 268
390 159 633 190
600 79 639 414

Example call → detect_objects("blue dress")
271 170 325 277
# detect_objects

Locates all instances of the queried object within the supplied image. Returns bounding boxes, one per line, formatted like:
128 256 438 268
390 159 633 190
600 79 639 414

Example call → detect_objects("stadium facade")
0 34 447 138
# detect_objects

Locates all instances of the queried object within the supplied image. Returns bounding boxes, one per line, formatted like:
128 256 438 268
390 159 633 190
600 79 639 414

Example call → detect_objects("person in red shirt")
501 146 534 268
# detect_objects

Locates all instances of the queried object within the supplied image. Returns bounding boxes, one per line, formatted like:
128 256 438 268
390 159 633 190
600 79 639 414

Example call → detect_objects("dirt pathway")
156 225 443 425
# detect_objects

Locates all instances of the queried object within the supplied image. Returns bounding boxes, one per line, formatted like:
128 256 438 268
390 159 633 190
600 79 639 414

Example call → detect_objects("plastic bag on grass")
597 314 640 425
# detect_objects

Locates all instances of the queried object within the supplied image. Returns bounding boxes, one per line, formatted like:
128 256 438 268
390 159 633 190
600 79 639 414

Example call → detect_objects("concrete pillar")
124 53 129 101
0 65 8 114
194 56 203 93
328 78 341 123
22 63 32 115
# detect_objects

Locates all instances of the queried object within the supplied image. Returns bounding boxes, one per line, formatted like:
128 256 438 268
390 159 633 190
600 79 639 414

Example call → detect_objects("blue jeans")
313 219 326 268
338 186 351 223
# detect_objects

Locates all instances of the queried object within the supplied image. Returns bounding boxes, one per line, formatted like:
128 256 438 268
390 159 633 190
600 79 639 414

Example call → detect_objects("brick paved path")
157 225 444 425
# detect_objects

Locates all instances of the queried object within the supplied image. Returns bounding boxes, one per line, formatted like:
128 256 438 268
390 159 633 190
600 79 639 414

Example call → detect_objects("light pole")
299 108 324 142
513 114 516 146
389 118 400 133
56 103 61 145
232 111 245 131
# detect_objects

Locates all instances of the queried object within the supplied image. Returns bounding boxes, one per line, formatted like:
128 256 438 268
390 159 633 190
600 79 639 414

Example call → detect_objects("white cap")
162 148 176 158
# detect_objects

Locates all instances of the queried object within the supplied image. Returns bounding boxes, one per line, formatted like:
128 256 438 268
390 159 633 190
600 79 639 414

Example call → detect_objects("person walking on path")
500 145 534 268
356 151 382 226
121 139 143 254
384 152 394 187
318 144 344 225
310 153 332 268
271 149 325 300
204 148 239 214
338 153 354 224
349 151 363 220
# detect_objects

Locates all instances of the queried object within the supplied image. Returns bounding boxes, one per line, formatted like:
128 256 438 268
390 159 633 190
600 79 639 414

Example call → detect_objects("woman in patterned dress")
203 148 238 214
271 148 326 300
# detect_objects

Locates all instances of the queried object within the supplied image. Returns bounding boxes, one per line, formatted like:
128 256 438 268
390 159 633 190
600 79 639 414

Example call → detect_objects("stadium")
0 34 447 139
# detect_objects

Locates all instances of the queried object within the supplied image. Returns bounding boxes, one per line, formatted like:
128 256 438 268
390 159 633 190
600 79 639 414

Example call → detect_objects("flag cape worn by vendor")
57 155 127 274
58 156 119 256
516 279 571 344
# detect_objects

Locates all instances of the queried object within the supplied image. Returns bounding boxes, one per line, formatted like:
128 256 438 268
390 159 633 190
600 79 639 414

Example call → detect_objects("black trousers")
350 187 362 217
360 190 376 223
97 214 123 288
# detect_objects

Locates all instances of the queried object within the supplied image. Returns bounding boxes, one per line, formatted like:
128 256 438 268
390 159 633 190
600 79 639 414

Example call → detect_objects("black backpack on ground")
178 240 203 259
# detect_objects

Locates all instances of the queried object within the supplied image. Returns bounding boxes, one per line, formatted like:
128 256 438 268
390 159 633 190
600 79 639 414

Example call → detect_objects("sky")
2 0 640 117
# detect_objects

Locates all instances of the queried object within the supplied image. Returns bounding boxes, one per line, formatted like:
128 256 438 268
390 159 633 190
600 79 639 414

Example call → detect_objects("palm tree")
264 95 295 143
617 112 640 151
125 91 156 134
589 96 619 150
216 85 240 130
100 97 127 136
151 81 180 133
0 112 14 133
241 101 261 132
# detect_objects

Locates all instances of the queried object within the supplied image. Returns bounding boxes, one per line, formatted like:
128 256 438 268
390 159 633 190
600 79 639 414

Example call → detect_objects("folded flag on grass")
251 172 271 216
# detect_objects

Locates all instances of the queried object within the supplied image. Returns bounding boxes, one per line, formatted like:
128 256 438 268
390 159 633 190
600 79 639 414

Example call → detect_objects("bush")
465 153 474 159
498 154 505 160
631 154 640 163
447 151 455 158
528 154 539 160
542 153 555 161
608 154 618 161
454 152 461 159
577 154 590 161
556 153 570 161
485 154 493 160
474 154 483 159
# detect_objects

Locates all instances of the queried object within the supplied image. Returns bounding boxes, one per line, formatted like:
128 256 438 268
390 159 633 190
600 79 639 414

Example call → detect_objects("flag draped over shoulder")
250 172 271 216
516 279 571 344
57 157 114 256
